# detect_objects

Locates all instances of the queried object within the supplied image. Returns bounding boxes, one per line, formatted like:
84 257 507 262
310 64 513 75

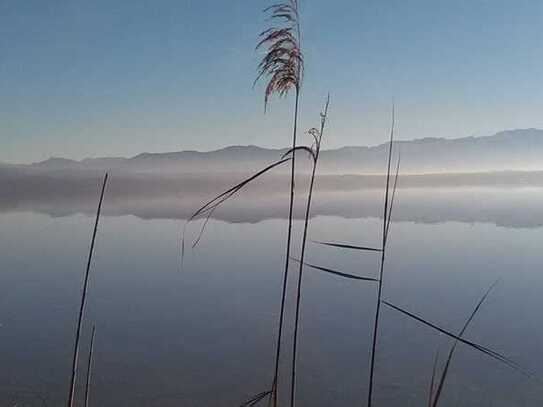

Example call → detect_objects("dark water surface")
1 188 543 406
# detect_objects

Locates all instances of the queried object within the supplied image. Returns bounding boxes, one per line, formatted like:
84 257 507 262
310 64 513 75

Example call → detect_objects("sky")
1 0 542 163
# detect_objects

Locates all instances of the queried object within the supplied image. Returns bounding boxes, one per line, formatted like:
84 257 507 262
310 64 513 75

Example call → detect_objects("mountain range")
4 128 543 174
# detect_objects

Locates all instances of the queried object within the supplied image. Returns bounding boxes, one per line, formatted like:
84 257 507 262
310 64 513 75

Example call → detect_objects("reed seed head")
255 1 304 110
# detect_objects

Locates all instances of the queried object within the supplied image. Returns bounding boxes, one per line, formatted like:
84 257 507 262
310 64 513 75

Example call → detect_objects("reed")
67 173 108 407
185 2 305 403
182 157 291 256
183 150 318 407
240 390 273 407
310 108 400 405
312 241 382 252
84 325 97 407
430 281 499 406
255 1 304 405
292 259 379 282
428 349 440 407
289 97 329 407
367 106 399 407
381 300 531 376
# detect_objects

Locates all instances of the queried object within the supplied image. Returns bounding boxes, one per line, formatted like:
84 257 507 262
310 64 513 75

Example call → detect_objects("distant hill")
7 128 543 174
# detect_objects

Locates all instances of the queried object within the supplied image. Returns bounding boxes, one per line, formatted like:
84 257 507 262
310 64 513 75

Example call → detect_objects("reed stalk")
431 281 499 406
290 97 329 407
254 2 304 405
84 325 97 407
367 107 397 407
382 300 531 376
67 173 108 407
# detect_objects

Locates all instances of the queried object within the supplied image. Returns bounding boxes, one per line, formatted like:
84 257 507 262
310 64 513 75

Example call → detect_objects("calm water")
1 188 543 406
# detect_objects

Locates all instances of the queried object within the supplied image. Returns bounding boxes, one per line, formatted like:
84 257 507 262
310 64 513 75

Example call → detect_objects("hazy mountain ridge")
5 128 543 174
4 128 543 227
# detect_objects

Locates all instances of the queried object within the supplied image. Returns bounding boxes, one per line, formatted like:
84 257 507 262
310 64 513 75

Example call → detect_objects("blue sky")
1 0 542 163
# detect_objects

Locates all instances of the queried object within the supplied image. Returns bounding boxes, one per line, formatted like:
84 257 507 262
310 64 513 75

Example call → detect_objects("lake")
0 186 542 406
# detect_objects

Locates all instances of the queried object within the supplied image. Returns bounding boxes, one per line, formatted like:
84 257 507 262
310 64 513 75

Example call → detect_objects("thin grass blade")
181 157 291 260
312 240 382 252
382 300 531 377
240 390 273 407
385 152 401 244
291 258 378 281
84 325 96 407
281 145 316 162
431 280 499 406
188 157 291 222
428 348 440 407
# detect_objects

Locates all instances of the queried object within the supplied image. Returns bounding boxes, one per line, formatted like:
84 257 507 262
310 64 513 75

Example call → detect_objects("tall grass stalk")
367 107 397 407
67 173 108 407
84 325 97 407
290 97 329 407
254 1 303 405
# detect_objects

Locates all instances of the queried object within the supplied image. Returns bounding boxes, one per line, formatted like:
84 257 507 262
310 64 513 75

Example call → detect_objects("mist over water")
4 168 543 228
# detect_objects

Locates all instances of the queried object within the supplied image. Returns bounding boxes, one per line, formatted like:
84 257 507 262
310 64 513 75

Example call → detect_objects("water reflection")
3 176 543 228
2 171 543 406
0 211 542 406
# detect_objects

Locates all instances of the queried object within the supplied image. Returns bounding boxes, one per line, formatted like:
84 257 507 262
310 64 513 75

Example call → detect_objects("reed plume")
255 1 303 406
67 173 108 407
255 1 303 110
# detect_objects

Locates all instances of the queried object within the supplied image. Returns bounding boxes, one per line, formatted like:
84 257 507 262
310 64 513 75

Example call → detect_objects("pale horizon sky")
1 0 542 163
